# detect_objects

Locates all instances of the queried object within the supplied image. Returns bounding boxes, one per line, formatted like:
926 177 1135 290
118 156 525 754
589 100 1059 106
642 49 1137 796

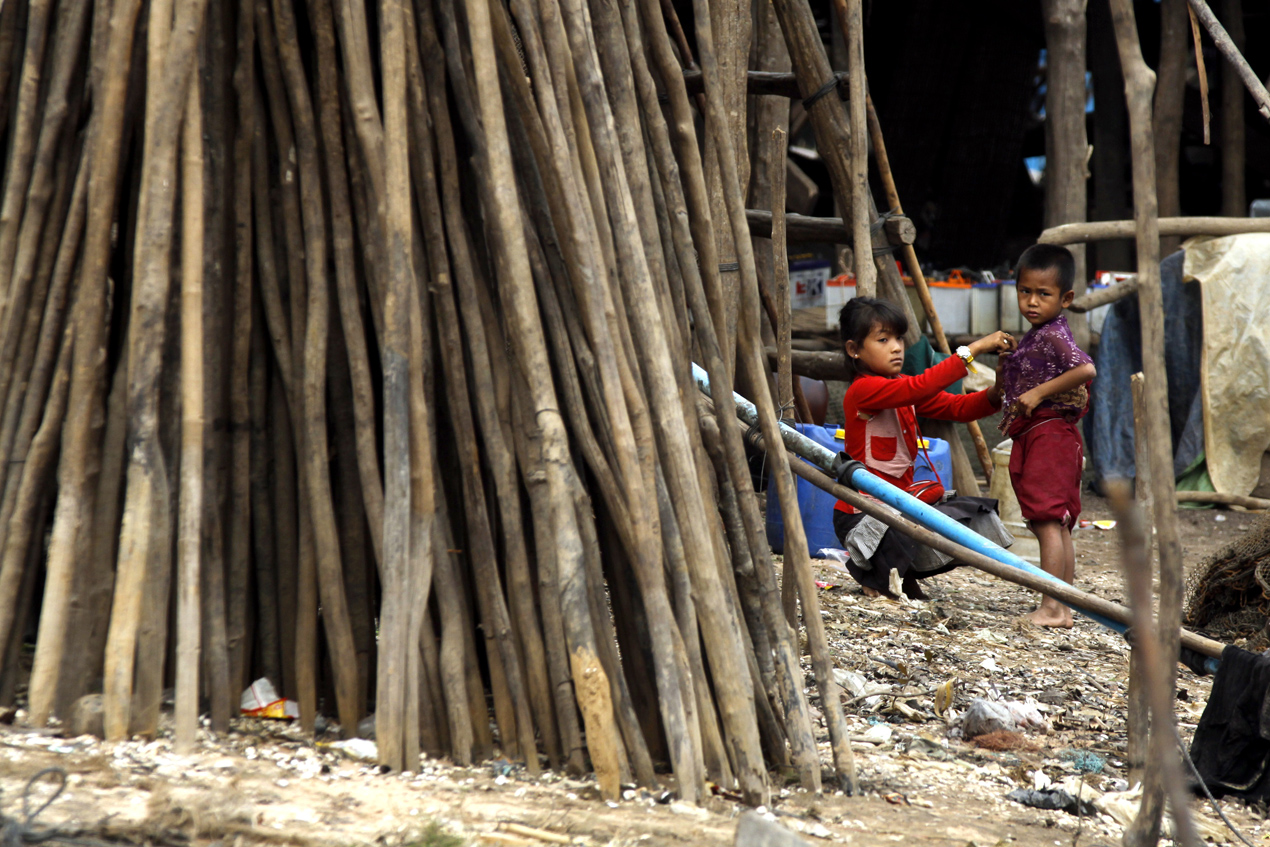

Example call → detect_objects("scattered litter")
1059 749 1105 774
240 678 300 720
833 668 891 702
1006 787 1096 816
855 724 893 744
959 698 1051 739
1077 520 1117 530
933 679 955 717
815 548 851 567
1215 514 1227 522
815 581 840 590
327 738 378 762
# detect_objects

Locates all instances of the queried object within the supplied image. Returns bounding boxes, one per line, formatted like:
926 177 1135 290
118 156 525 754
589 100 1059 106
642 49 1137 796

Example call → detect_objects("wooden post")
1154 0 1188 258
1042 0 1090 347
1107 2 1189 843
1219 0 1245 217
843 0 873 297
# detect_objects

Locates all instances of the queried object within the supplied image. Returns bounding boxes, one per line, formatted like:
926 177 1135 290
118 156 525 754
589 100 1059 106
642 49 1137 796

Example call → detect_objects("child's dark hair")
838 297 908 378
1016 243 1076 294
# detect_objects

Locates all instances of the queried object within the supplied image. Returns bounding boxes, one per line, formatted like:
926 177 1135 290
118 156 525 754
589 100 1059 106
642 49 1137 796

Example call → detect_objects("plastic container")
913 437 953 489
928 280 972 335
1085 282 1111 334
970 282 999 335
998 279 1024 333
824 274 856 329
789 258 832 309
765 424 845 555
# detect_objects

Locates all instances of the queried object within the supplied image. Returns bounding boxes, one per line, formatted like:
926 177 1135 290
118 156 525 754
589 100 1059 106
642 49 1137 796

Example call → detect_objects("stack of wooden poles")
0 0 892 806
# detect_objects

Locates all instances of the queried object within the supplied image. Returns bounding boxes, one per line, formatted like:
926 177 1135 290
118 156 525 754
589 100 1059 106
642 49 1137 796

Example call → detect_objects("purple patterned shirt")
998 314 1093 434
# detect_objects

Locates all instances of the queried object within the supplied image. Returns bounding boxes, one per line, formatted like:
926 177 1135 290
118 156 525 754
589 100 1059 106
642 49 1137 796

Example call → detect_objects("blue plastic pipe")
691 362 1127 632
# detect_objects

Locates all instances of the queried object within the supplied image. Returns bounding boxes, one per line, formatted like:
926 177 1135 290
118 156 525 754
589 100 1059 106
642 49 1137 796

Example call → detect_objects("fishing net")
1184 512 1270 651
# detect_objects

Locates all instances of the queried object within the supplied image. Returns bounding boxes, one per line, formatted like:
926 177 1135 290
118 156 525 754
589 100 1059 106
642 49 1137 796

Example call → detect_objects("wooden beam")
745 209 913 244
1040 215 1270 244
1068 276 1137 312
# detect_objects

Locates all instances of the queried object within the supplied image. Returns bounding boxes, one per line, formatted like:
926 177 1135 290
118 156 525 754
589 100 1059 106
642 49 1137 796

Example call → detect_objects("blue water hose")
692 362 1127 634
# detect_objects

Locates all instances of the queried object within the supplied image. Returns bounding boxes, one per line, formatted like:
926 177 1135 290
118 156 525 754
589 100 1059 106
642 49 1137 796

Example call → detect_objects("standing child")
832 297 1016 600
999 244 1097 628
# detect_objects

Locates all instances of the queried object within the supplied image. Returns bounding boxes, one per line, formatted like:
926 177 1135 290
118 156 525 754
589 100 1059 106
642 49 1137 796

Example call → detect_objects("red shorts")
1009 417 1083 528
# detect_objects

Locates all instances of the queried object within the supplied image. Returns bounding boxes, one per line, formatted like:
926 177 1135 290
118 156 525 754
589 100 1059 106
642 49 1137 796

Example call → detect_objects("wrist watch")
956 345 974 366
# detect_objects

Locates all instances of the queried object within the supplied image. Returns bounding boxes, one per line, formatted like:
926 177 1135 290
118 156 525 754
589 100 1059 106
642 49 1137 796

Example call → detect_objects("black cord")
1 768 66 847
801 76 841 109
1177 736 1256 847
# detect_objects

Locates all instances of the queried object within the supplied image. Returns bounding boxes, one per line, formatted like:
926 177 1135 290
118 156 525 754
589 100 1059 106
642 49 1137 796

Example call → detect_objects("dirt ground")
0 495 1266 847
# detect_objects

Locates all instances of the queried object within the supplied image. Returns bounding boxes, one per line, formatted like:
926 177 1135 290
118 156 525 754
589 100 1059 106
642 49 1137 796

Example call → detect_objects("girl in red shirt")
833 298 1016 599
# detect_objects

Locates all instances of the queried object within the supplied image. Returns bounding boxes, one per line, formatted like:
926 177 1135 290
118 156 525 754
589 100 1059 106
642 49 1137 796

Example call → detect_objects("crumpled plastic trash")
240 678 300 719
1007 787 1097 816
328 738 379 762
959 697 1051 738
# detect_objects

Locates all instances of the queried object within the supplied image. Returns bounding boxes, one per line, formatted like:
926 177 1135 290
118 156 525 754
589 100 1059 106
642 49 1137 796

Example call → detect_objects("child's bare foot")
1025 607 1074 628
861 586 881 598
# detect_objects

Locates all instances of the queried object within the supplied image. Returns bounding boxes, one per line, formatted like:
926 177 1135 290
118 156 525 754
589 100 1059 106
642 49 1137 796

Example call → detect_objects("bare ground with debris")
0 494 1265 847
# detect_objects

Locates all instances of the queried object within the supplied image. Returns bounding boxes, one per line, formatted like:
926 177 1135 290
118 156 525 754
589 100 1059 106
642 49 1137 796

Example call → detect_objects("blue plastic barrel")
765 430 954 555
765 424 847 555
913 436 952 488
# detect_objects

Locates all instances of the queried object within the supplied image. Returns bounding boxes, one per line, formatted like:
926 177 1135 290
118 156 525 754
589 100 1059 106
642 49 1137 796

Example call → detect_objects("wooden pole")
174 78 206 754
1219 0 1246 217
1126 372 1153 789
377 0 412 773
1154 0 1188 258
1107 2 1189 843
103 0 209 741
863 95 994 483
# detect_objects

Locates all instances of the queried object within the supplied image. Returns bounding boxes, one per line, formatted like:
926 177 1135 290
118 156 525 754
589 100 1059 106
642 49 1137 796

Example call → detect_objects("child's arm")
914 386 1001 423
851 331 1015 411
1016 362 1096 418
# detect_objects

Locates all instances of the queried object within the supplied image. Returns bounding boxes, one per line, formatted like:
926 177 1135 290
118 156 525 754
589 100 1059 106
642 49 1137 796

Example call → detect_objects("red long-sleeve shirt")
835 356 1000 514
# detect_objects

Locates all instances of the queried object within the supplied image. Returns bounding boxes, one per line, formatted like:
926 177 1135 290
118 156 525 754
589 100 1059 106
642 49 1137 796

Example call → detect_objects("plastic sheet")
1184 234 1270 497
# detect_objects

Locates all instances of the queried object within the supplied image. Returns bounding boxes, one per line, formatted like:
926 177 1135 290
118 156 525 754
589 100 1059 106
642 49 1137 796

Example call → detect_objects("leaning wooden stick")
864 94 994 483
1108 0 1190 841
1185 0 1270 120
1108 483 1200 847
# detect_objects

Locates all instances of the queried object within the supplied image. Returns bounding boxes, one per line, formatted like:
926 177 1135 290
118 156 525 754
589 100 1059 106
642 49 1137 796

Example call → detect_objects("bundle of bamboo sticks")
0 0 872 805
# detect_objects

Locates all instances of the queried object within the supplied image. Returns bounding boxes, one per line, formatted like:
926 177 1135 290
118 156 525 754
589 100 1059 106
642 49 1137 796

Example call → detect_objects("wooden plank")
1040 215 1270 244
